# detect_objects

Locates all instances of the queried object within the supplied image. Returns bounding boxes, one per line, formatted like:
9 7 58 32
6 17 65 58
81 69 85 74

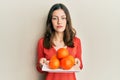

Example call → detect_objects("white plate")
42 64 81 73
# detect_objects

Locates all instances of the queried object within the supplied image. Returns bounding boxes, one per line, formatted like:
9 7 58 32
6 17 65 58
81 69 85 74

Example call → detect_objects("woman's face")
52 9 67 33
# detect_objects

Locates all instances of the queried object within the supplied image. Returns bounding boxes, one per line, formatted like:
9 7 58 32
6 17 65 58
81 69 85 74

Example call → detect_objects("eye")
61 17 66 20
52 17 57 20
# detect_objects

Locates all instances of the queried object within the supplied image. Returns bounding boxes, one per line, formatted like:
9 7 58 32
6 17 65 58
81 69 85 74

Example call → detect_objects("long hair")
43 3 76 49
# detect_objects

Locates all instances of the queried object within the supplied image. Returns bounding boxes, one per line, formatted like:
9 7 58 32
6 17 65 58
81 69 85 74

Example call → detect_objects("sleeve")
75 38 83 69
36 38 45 73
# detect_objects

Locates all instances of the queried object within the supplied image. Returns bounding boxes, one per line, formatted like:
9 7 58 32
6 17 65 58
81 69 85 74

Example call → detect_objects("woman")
36 3 83 80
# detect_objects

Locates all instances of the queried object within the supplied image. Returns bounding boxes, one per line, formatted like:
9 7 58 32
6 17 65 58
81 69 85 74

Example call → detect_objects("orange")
60 56 74 70
57 48 69 59
51 55 57 59
67 55 75 65
49 57 60 69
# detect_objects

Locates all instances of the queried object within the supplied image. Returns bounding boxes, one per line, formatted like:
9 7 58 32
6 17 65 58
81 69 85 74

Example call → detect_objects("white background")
0 0 120 80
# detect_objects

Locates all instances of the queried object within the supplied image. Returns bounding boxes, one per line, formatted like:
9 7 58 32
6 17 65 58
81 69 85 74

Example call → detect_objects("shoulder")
73 36 82 46
38 37 44 43
73 36 81 43
38 37 44 46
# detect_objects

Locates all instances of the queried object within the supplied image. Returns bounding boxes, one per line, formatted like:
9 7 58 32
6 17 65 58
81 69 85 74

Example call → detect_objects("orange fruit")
51 55 57 59
60 56 74 70
49 57 60 69
57 48 69 59
67 55 75 65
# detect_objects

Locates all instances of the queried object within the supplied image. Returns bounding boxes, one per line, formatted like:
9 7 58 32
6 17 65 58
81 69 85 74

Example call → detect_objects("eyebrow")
52 15 66 17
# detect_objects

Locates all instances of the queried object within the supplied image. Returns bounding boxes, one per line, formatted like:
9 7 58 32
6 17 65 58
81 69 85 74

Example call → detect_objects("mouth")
57 26 63 28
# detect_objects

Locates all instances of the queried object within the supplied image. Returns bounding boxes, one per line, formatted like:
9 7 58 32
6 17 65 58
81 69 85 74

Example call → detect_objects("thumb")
75 58 80 66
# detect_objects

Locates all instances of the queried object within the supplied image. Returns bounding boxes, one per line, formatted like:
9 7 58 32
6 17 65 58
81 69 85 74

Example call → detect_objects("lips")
57 26 63 28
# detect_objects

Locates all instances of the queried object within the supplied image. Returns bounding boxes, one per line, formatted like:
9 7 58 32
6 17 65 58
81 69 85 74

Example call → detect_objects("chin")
57 29 65 33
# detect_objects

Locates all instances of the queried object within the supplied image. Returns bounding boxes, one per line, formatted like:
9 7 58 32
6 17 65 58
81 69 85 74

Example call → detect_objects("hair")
43 3 76 49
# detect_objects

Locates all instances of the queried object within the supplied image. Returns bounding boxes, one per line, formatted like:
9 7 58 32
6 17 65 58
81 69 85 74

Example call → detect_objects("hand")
75 58 80 66
39 58 47 66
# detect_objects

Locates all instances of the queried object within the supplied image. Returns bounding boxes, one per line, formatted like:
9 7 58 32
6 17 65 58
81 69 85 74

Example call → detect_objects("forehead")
52 9 66 16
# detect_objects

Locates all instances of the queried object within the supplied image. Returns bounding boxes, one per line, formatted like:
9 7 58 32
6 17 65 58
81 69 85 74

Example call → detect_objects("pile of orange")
49 48 75 70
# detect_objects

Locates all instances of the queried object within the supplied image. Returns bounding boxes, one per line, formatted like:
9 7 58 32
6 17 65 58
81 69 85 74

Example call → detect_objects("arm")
36 38 45 73
75 38 83 69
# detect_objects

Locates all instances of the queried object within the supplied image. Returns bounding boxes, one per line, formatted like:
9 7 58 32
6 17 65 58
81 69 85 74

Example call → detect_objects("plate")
42 64 81 73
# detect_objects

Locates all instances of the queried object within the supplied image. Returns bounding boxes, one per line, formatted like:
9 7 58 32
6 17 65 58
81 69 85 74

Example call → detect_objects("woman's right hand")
39 58 47 66
39 58 49 68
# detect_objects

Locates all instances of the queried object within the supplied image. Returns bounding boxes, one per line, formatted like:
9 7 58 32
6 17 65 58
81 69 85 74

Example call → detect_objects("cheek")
52 22 56 29
64 20 67 24
64 21 67 26
52 21 56 26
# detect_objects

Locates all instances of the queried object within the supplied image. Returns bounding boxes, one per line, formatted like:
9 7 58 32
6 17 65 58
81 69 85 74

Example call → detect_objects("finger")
45 60 49 65
40 58 46 65
42 58 47 64
75 58 80 66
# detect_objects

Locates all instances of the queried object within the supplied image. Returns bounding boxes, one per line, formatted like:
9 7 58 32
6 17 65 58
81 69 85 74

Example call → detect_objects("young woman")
36 3 83 80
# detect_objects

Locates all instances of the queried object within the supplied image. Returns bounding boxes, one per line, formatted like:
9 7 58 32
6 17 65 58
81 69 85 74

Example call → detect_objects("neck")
54 32 64 42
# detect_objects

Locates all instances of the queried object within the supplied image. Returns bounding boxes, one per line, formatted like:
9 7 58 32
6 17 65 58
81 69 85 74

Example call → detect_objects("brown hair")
43 3 76 49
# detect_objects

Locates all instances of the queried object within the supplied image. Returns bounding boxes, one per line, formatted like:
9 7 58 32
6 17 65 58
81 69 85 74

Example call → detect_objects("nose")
57 18 62 24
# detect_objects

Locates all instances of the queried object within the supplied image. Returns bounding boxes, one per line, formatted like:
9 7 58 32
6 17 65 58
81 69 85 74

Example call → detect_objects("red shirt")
36 37 83 80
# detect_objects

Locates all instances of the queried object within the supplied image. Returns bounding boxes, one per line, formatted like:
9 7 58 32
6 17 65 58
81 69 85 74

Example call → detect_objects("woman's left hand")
75 58 80 66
